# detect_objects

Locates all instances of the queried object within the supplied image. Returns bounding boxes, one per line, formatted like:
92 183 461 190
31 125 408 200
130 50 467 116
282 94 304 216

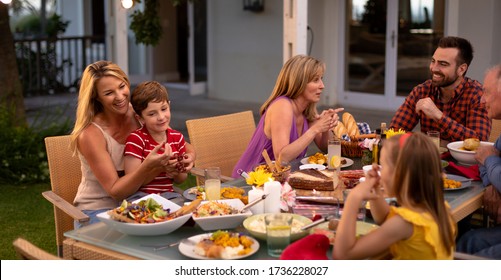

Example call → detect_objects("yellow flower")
386 128 406 139
246 169 274 186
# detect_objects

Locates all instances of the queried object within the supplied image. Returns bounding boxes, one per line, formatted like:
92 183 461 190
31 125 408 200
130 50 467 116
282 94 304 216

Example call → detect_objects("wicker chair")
186 111 256 184
42 135 89 257
489 119 501 143
12 237 61 260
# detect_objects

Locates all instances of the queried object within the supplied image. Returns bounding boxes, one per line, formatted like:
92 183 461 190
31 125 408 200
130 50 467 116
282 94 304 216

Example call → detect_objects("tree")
0 2 25 127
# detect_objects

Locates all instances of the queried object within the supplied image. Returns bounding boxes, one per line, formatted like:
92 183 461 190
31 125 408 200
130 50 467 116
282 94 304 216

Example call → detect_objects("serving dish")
299 164 326 171
242 213 312 242
311 220 379 239
183 185 251 201
300 156 353 168
96 194 191 236
447 141 494 165
192 199 252 231
178 232 259 259
444 174 473 191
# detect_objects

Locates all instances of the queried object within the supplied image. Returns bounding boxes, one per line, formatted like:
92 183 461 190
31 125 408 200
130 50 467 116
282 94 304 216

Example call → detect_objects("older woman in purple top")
232 55 344 177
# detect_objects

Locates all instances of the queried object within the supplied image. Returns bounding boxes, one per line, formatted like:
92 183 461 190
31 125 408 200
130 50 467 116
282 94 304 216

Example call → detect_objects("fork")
141 238 195 251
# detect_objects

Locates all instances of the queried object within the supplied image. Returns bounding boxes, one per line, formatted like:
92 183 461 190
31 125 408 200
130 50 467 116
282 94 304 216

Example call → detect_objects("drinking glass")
265 213 293 257
204 167 221 200
342 189 367 222
328 138 341 169
427 131 440 150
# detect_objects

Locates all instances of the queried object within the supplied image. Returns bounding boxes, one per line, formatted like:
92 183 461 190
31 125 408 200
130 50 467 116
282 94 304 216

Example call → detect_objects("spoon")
261 150 276 173
238 194 267 213
301 215 337 231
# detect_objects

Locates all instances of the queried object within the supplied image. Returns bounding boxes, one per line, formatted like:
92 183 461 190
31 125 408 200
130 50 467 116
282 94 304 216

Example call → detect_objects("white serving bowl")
96 193 191 236
242 213 312 242
447 141 494 165
192 199 252 231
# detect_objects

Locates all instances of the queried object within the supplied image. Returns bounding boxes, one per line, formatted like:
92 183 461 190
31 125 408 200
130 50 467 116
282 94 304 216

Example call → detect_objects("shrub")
0 105 72 185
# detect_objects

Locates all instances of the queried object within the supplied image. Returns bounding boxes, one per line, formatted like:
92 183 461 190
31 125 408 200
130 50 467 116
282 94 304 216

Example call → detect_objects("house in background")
55 0 500 111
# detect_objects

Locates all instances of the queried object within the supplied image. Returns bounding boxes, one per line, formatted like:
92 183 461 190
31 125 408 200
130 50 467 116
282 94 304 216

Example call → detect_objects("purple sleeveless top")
232 96 309 178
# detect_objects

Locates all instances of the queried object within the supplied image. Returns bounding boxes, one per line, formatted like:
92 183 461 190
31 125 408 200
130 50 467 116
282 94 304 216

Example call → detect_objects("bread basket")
341 138 363 158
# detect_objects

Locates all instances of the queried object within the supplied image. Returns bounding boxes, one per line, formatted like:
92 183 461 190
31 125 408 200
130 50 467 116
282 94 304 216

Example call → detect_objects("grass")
0 183 56 259
0 174 196 260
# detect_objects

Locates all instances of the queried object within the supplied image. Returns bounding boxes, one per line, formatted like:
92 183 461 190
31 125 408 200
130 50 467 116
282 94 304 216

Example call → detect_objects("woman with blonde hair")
232 55 343 177
71 61 195 227
334 132 456 259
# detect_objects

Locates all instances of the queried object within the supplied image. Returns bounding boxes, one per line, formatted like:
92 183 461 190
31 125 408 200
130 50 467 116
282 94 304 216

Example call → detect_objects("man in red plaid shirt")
390 36 490 143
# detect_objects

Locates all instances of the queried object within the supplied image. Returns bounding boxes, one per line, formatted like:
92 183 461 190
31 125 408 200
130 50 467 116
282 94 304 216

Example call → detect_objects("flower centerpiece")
385 128 406 138
359 138 378 165
280 182 296 211
245 166 274 187
245 166 296 212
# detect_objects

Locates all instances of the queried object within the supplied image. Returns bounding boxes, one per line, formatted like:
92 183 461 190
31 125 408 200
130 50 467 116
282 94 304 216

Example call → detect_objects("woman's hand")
143 142 172 170
311 108 343 134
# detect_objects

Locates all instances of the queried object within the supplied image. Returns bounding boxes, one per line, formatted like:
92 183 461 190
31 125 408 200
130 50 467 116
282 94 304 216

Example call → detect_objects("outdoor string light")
121 0 134 9
1 0 13 5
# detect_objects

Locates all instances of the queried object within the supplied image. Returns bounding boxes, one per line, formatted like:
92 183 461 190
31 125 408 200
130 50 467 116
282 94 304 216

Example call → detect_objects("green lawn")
0 183 56 259
0 175 196 260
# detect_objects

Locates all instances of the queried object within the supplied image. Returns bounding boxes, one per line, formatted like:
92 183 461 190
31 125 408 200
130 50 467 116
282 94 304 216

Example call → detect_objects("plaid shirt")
390 77 491 142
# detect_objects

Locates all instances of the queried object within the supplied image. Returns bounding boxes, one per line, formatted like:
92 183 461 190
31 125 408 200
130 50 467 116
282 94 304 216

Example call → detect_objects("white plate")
300 156 354 168
311 221 379 237
183 185 252 201
439 147 448 154
444 174 473 191
299 164 326 171
178 233 259 260
96 194 191 236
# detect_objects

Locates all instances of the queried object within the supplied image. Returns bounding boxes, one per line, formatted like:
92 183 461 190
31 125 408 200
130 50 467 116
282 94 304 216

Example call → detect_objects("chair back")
13 237 61 260
186 111 256 182
44 135 82 256
489 119 501 143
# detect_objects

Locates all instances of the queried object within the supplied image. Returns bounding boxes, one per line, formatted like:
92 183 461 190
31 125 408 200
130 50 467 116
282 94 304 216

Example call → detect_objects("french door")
339 0 444 111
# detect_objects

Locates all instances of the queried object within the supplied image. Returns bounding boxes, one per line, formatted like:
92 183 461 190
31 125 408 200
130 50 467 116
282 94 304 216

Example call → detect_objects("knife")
239 194 267 213
296 196 341 204
300 215 337 231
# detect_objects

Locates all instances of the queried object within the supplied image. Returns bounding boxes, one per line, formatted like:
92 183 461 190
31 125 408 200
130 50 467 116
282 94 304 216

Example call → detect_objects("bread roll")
333 122 347 138
342 112 360 137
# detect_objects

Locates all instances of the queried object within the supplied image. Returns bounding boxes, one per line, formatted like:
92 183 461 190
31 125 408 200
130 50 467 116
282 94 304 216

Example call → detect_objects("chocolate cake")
288 169 336 191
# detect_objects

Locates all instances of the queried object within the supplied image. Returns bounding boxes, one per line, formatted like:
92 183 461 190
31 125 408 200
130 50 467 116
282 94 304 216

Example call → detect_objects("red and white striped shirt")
124 126 187 193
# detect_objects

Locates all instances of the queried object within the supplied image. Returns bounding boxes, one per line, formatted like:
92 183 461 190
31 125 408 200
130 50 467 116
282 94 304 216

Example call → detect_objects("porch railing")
14 35 106 96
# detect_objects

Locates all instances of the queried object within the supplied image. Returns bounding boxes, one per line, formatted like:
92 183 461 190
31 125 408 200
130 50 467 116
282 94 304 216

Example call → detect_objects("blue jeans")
456 226 501 259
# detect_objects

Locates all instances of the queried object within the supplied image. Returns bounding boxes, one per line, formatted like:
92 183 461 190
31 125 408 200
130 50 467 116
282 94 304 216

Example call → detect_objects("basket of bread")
333 112 363 158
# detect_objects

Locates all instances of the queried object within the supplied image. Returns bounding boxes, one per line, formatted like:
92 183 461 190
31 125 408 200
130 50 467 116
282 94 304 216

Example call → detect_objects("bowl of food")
242 213 312 242
192 199 252 231
447 140 494 165
97 194 196 236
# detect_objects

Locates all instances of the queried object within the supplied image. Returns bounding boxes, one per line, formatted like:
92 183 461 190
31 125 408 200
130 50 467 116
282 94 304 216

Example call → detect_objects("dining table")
62 155 486 260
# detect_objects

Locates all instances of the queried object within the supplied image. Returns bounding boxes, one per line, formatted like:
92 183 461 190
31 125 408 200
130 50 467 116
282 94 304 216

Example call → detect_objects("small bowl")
362 165 372 176
447 141 494 165
192 199 252 231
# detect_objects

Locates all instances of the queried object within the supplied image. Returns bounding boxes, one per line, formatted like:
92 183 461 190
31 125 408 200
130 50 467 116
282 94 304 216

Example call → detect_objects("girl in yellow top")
333 132 456 259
